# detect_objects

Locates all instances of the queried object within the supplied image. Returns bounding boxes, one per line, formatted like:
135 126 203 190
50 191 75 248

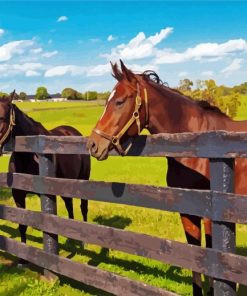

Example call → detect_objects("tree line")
0 87 111 101
177 79 246 118
0 80 246 118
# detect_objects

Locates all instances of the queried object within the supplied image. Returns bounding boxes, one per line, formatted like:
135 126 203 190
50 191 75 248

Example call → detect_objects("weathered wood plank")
38 153 58 279
0 172 211 218
210 159 236 295
1 172 247 224
0 236 178 296
212 191 247 224
0 205 247 285
13 131 247 157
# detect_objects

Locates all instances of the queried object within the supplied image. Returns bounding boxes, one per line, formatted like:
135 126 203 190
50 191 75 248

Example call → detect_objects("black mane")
141 70 169 87
196 100 227 117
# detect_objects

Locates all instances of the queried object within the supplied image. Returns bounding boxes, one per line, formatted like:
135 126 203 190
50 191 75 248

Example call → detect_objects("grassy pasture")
0 100 247 296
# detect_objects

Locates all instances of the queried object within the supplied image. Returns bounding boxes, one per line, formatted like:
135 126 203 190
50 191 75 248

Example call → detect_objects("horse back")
50 125 82 136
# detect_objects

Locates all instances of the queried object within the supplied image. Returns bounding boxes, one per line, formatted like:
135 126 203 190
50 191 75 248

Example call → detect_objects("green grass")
0 100 247 296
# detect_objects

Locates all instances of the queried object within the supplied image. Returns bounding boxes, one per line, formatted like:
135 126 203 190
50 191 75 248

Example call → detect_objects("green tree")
195 79 205 90
178 79 193 92
97 91 111 101
19 92 27 100
35 87 49 100
83 91 97 101
235 82 247 94
62 88 81 100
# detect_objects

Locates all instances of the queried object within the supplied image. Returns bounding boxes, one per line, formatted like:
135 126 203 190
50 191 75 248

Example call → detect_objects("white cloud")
45 63 109 78
48 39 53 44
44 62 158 78
221 58 243 74
201 70 214 76
30 48 43 54
178 71 189 77
107 35 116 42
57 16 68 22
147 28 173 45
87 64 110 77
0 40 34 62
25 70 41 77
0 62 43 77
44 65 86 77
102 27 173 61
155 39 247 64
42 50 58 58
0 29 4 37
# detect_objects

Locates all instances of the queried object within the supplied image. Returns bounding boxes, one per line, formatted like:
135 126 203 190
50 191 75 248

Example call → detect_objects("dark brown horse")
87 61 247 296
0 94 90 264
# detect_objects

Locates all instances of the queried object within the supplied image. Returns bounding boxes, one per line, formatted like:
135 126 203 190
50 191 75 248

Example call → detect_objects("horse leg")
181 214 203 296
204 218 214 295
62 197 74 219
12 189 28 266
80 199 88 222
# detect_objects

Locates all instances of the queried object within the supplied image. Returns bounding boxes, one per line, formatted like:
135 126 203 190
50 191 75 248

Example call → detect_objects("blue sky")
0 1 247 94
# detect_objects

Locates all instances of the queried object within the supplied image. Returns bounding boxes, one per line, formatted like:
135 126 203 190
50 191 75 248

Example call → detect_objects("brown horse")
0 94 90 264
87 61 247 296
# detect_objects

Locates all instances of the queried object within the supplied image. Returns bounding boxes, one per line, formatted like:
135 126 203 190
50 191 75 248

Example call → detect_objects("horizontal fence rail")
0 236 177 296
0 204 247 286
0 172 247 224
6 130 247 158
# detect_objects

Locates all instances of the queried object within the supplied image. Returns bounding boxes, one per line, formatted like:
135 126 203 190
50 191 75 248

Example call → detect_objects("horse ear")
9 90 16 102
110 61 123 81
120 59 135 82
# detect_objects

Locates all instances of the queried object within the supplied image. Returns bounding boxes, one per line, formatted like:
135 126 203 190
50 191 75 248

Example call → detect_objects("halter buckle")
133 111 139 119
112 136 119 145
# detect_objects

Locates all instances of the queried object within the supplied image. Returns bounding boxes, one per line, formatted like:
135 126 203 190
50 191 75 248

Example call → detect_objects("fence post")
38 153 58 279
210 158 236 296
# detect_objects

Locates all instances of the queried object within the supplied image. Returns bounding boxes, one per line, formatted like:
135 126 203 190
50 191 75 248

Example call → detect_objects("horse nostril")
88 139 98 154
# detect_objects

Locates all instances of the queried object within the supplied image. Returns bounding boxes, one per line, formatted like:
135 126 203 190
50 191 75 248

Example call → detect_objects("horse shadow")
93 214 132 229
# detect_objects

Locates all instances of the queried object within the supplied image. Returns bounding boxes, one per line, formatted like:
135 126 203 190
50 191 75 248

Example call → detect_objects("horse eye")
116 100 124 106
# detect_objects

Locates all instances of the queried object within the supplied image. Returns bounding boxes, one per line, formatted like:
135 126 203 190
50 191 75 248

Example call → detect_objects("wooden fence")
0 131 247 296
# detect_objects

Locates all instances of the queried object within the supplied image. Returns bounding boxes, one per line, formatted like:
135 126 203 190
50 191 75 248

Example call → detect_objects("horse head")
87 61 149 160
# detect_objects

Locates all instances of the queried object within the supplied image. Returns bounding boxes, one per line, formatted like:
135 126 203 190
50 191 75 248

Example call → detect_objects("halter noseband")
0 106 16 149
93 84 148 156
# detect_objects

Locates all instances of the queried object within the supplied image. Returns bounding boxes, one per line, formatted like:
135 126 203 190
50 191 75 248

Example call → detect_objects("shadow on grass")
93 215 132 229
1 219 246 295
59 275 114 296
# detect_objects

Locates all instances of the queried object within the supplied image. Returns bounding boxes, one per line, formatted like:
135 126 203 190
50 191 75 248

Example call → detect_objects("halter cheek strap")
0 107 16 149
93 84 148 156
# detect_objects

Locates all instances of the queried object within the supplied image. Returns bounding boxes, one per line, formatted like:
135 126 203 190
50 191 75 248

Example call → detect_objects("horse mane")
13 104 49 134
141 70 228 117
196 100 227 116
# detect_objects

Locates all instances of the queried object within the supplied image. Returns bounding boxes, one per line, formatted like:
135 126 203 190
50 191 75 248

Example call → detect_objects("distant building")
26 93 67 102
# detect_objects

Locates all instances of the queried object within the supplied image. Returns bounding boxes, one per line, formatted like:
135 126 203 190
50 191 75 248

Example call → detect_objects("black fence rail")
0 131 247 296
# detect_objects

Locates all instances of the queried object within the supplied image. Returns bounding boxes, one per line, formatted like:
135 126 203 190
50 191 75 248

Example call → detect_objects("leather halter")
0 106 16 149
93 84 148 156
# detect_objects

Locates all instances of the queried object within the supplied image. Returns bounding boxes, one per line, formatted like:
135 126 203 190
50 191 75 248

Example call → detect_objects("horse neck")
12 105 49 137
145 82 229 134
